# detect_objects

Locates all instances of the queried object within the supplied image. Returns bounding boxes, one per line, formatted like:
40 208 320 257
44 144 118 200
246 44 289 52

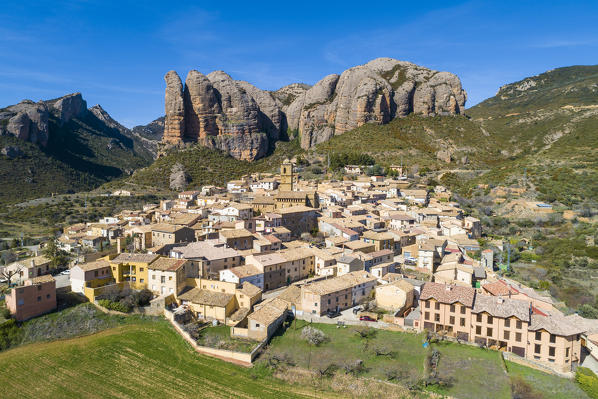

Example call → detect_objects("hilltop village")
4 159 597 375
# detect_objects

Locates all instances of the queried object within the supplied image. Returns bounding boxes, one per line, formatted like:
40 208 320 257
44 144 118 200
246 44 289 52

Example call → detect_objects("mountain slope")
0 94 155 204
466 65 598 205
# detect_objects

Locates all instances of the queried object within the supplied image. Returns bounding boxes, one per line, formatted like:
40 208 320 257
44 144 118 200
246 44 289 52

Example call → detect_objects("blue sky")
1 1 597 127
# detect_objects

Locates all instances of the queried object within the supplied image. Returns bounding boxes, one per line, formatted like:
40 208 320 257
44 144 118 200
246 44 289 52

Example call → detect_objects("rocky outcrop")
161 58 467 158
163 71 186 143
0 100 50 146
288 58 467 149
1 146 24 159
162 70 277 161
47 93 87 124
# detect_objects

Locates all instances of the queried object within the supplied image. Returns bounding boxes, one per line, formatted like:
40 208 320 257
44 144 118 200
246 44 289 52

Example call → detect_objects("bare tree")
0 264 23 286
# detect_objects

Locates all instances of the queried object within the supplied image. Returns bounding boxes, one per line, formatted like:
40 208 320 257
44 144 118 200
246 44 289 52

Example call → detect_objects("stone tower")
279 159 294 192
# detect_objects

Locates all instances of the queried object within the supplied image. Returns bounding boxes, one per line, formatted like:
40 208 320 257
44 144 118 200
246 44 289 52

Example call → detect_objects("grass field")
264 319 428 385
431 341 511 399
0 320 326 399
505 360 590 399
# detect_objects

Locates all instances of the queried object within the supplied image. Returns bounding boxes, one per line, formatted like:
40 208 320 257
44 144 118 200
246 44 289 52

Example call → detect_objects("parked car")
359 315 376 322
60 269 70 275
326 310 341 318
352 306 362 315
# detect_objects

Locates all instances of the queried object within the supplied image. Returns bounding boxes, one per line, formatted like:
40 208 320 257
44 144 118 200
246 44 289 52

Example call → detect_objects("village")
2 158 597 377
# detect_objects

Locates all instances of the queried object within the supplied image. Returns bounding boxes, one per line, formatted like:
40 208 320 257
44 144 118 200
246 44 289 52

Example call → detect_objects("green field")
264 319 428 386
506 361 590 399
0 320 325 399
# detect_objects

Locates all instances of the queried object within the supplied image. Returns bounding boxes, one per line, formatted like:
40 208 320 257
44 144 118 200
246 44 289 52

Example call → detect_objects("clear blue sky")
1 1 597 127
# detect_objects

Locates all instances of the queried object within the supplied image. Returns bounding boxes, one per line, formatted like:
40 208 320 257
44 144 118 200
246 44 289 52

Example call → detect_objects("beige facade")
376 280 414 314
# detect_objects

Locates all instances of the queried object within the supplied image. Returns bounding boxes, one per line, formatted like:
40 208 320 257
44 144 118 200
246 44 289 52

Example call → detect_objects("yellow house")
109 253 160 290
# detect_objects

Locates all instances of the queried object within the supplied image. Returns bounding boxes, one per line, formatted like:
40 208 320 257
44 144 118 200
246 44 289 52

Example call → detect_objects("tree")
42 239 70 269
0 264 22 286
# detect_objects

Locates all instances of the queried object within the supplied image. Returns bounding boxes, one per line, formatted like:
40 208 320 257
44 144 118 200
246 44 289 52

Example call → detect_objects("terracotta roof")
482 280 519 296
248 298 288 325
237 281 262 297
76 259 111 272
111 253 159 264
420 282 475 307
229 264 262 279
31 275 55 284
178 288 234 307
148 257 187 271
472 295 530 322
529 312 586 337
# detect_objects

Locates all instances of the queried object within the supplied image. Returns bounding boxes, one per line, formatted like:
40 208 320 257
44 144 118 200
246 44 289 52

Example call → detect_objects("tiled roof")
237 282 262 297
178 288 234 307
482 280 520 296
472 295 530 322
76 259 111 271
31 275 55 284
248 298 288 325
420 282 475 307
529 312 586 337
111 253 159 264
148 257 187 271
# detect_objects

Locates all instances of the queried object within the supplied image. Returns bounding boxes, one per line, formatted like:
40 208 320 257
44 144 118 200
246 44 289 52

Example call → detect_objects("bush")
300 326 328 346
576 367 598 398
578 304 598 319
0 319 22 350
98 299 131 313
510 376 543 399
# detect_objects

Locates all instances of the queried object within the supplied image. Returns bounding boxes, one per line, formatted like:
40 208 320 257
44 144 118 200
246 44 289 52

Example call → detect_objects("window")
487 315 493 324
425 301 430 309
94 270 99 277
516 332 522 342
476 326 481 335
152 275 156 280
140 268 144 272
549 347 555 357
434 314 440 322
549 334 556 343
37 285 42 291
161 276 166 284
460 306 466 315
435 302 440 310
487 328 493 337
328 299 331 305
169 276 172 281
255 323 260 328
46 294 50 299
505 319 510 328
424 312 430 320
37 296 41 302
140 279 144 283
448 316 454 325
450 305 455 313
516 320 522 330
535 344 541 354
460 318 466 327
504 331 510 340
566 347 570 358
476 314 482 323
535 331 542 341
17 298 24 306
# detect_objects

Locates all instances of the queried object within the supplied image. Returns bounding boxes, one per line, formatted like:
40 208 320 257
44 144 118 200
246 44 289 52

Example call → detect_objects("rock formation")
162 58 467 159
0 93 89 147
163 71 186 143
289 58 467 150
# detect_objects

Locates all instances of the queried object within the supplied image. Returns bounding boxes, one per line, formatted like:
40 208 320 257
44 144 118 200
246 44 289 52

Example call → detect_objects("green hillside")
466 65 598 205
0 111 153 204
310 114 502 170
125 138 302 191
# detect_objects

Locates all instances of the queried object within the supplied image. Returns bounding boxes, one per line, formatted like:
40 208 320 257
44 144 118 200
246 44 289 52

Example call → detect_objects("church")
274 159 319 209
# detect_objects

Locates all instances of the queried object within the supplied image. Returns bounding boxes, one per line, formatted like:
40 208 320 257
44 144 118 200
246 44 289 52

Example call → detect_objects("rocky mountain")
0 93 154 203
162 58 466 160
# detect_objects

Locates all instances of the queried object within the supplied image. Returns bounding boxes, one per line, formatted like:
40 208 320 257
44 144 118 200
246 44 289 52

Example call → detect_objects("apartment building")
70 258 113 296
150 224 195 247
109 253 160 290
220 264 264 289
419 282 583 372
5 275 56 321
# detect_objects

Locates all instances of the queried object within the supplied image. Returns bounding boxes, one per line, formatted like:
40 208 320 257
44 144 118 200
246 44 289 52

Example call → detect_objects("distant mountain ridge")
0 93 154 203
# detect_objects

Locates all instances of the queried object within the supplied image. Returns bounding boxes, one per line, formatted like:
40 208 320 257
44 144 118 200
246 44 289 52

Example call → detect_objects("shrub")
0 319 22 350
510 376 542 399
576 367 598 399
578 304 598 319
300 326 328 346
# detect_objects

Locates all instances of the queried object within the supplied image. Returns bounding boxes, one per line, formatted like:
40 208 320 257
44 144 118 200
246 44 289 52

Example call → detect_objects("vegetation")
0 111 153 205
194 324 257 353
127 138 303 191
0 321 322 399
97 287 153 313
576 367 598 399
506 361 589 399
